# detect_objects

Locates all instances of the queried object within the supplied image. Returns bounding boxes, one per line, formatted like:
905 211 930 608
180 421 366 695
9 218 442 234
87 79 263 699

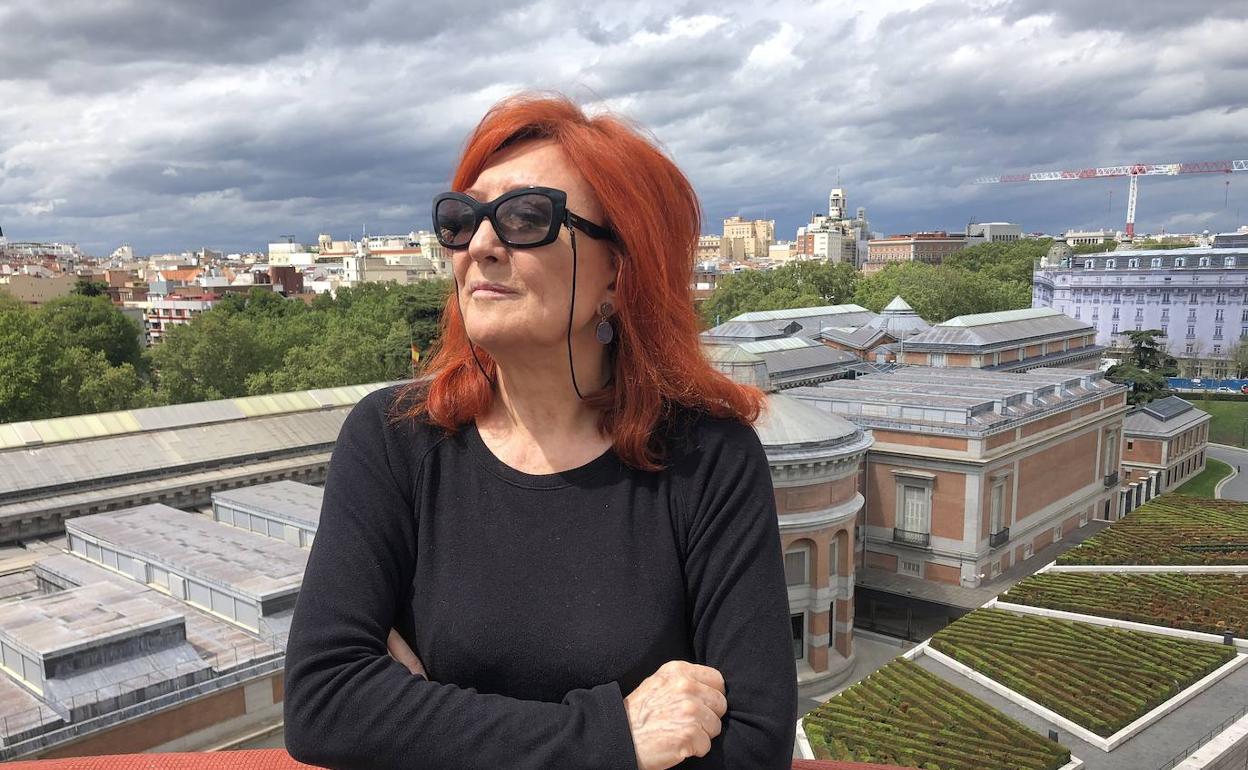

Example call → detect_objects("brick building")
862 232 967 275
898 307 1104 372
789 367 1128 633
1121 395 1210 490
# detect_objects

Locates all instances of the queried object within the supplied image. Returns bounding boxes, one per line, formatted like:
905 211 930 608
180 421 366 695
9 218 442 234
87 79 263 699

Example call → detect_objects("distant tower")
828 189 847 220
0 225 6 247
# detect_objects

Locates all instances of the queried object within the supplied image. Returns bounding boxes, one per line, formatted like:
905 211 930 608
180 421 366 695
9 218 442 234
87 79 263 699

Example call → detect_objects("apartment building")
1121 395 1211 490
862 232 967 274
1033 243 1248 376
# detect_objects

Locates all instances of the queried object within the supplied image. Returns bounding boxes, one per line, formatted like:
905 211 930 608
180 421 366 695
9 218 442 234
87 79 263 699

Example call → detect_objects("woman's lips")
469 281 518 297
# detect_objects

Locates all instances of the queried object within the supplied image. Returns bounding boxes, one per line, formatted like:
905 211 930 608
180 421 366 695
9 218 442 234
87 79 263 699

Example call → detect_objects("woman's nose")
466 216 507 263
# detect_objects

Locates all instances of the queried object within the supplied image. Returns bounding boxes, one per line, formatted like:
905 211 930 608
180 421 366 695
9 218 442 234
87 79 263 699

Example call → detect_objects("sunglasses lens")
495 193 554 246
435 199 476 247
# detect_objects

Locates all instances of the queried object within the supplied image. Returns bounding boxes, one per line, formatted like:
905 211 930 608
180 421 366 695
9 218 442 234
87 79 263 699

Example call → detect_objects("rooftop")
66 505 308 601
1124 395 1211 437
788 366 1123 437
0 581 181 660
211 481 324 530
903 307 1093 350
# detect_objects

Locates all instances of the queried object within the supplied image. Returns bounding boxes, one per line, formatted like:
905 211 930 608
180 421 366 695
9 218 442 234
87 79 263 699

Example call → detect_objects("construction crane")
975 159 1248 240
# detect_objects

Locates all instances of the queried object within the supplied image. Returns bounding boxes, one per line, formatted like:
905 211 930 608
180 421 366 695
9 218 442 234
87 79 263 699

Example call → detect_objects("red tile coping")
1 749 910 769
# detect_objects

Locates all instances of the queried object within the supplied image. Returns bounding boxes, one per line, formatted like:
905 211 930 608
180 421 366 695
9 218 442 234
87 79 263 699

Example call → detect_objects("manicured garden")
929 608 1237 737
1056 496 1248 566
803 658 1070 769
1173 458 1233 497
1003 572 1248 638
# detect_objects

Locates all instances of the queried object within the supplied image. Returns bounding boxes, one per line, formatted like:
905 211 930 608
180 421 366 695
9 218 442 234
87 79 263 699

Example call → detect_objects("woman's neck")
480 338 611 444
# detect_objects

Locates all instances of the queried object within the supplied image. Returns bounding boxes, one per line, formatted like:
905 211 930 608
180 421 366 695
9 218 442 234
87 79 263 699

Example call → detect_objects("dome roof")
754 392 861 448
866 295 931 339
1046 242 1073 262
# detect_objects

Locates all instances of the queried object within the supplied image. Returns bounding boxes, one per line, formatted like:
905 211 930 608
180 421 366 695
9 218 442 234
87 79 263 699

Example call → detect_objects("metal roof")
0 382 397 450
732 304 871 322
66 505 308 601
739 338 818 354
903 308 1091 349
211 481 323 529
754 393 862 447
1124 397 1210 436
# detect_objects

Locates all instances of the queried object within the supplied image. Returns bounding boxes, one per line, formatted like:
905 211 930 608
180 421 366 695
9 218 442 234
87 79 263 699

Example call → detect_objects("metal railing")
989 528 1010 548
1154 703 1248 770
892 528 931 548
1 632 287 758
1104 470 1120 487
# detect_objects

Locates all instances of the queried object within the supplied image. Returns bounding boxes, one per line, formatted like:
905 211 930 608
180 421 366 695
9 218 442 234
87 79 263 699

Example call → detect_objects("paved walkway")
1207 443 1248 501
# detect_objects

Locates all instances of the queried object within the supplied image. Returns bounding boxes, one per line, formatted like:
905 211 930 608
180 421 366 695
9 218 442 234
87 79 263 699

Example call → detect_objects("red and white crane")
975 159 1248 240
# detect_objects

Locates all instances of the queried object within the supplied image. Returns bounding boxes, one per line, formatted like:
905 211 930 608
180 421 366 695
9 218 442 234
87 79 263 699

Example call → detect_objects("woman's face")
452 139 617 355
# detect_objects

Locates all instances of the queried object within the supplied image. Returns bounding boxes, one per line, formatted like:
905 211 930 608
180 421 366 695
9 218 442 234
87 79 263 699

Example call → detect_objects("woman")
283 93 797 769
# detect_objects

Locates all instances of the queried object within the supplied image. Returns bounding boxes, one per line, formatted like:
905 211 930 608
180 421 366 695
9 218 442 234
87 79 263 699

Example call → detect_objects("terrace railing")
1104 470 1120 488
989 528 1010 548
892 528 931 548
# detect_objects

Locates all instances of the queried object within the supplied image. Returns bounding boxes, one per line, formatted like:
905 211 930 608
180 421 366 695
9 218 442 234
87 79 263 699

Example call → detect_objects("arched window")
1128 258 1139 268
1105 259 1116 269
1084 261 1094 270
1152 257 1163 268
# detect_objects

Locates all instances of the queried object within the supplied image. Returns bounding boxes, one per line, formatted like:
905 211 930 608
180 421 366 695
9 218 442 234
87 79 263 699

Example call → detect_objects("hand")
387 628 427 678
624 661 727 770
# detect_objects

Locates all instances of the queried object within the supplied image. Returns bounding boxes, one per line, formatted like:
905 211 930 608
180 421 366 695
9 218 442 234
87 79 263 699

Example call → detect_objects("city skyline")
0 0 1244 254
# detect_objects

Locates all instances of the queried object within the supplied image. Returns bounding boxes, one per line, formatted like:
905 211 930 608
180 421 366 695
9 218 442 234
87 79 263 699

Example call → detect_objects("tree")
700 260 857 326
852 262 1031 323
1229 339 1248 379
72 277 110 297
1105 329 1176 404
39 295 145 371
0 303 60 421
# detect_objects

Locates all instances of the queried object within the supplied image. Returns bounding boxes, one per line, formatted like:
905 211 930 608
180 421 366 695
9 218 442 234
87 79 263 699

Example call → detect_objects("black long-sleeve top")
283 384 798 769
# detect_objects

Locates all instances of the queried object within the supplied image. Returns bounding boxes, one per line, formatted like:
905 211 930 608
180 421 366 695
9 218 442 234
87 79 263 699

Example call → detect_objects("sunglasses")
432 186 616 250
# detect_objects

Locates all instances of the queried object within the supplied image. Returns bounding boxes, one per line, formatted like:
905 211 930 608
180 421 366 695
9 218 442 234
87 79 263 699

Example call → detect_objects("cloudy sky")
0 0 1244 255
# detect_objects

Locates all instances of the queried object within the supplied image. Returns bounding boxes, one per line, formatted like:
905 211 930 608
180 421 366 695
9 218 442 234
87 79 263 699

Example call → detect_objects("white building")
966 222 1023 243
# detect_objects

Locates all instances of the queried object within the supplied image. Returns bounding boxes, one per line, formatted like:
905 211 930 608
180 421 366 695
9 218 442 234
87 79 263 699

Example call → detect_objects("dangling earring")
596 301 615 345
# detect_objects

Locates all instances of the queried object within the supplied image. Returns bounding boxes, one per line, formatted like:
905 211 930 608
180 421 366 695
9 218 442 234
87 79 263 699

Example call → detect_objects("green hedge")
803 658 1070 769
1057 497 1248 566
930 609 1236 737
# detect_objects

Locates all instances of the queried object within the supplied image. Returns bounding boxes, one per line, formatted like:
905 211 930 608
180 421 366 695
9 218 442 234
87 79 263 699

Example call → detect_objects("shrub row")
1004 572 1248 637
1057 497 1248 566
930 609 1236 736
803 658 1070 769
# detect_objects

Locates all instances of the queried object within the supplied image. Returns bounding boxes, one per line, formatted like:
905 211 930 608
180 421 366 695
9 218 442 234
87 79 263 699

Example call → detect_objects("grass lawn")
1174 458 1233 497
1190 399 1248 447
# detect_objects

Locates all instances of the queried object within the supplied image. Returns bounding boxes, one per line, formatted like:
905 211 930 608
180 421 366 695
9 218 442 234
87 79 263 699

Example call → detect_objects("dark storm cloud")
0 0 1244 254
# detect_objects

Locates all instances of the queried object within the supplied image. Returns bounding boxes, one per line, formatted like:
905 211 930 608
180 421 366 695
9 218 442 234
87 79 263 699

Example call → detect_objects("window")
1216 326 1224 339
1126 440 1134 450
233 511 251 531
1112 308 1120 320
1161 324 1168 336
989 483 1005 534
1217 309 1226 321
1112 323 1119 335
149 565 169 590
1084 261 1094 270
1186 343 1194 354
900 484 930 534
1152 258 1163 268
1135 308 1143 320
1128 258 1139 268
1175 257 1186 268
188 581 212 609
791 614 805 660
1161 309 1170 320
1218 294 1227 305
1214 344 1222 354
1023 542 1034 559
1226 256 1237 267
1053 525 1063 543
899 559 922 576
211 589 235 618
1162 292 1171 303
1106 259 1116 269
784 549 809 587
1113 292 1121 304
1200 257 1211 267
1188 325 1196 338
930 353 947 367
1074 307 1081 319
86 541 101 562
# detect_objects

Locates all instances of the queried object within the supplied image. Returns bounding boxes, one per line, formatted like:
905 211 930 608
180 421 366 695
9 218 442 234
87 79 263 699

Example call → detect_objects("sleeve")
677 419 798 769
282 390 639 770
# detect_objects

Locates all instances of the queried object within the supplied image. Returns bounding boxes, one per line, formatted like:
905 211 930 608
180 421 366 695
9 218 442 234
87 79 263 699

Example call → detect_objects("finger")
684 664 726 693
692 681 728 717
387 629 425 675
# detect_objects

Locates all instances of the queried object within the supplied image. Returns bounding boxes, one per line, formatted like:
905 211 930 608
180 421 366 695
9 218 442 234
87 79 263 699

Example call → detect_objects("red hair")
397 92 763 470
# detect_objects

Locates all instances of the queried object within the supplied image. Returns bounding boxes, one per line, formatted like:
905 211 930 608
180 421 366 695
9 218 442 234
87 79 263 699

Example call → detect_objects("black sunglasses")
432 186 616 250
